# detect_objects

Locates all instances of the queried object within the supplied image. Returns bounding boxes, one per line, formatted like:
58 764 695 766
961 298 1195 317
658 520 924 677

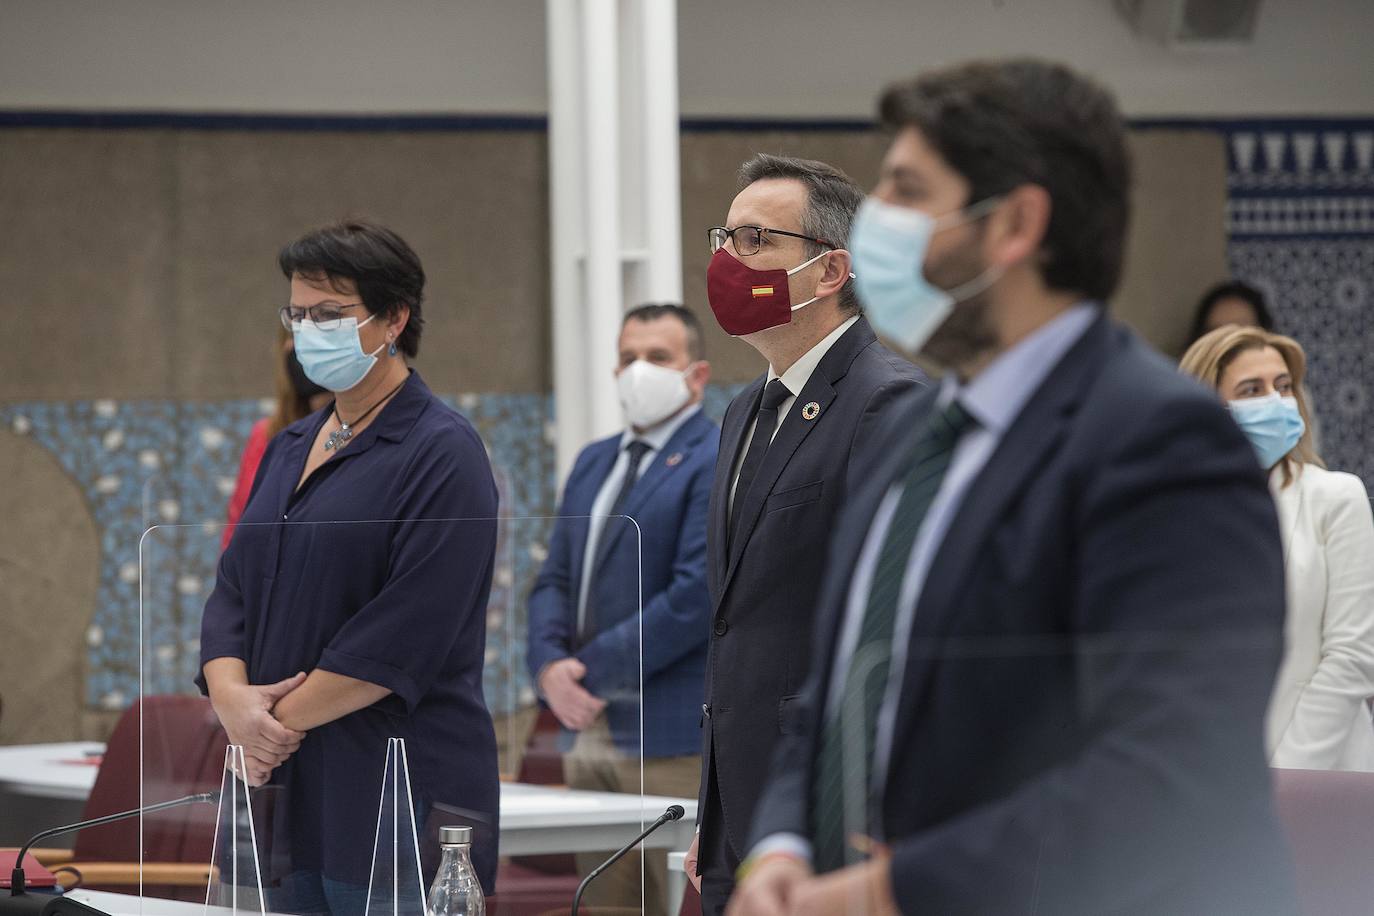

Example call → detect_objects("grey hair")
738 153 864 314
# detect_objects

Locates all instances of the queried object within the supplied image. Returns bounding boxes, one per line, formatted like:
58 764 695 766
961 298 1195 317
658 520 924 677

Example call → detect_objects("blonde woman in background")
1182 325 1374 770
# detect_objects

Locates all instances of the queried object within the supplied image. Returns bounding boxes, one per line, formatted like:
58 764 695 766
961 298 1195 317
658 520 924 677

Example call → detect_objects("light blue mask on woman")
292 314 385 392
1228 392 1305 469
849 195 1003 353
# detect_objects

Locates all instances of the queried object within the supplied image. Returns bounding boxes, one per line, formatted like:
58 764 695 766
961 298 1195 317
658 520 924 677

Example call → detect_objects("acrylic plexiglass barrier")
126 514 698 916
5 498 1372 915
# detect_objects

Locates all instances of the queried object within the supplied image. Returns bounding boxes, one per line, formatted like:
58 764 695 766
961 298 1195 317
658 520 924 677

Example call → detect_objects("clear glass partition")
5 494 1368 916
127 516 697 916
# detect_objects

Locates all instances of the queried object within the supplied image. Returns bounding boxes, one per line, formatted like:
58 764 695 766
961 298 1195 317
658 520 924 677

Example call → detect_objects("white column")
546 0 682 483
580 0 624 445
546 0 587 483
638 0 683 304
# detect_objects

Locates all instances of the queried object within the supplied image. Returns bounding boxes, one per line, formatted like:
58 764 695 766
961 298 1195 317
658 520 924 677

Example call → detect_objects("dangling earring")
388 337 398 357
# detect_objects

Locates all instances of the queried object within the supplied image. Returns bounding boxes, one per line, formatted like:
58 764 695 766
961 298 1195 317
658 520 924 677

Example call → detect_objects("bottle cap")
439 825 473 845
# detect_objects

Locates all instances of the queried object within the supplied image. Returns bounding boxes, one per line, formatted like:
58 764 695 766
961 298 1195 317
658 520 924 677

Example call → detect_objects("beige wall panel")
0 125 1224 401
0 429 100 744
172 131 550 397
0 129 176 400
679 131 891 384
1116 130 1229 357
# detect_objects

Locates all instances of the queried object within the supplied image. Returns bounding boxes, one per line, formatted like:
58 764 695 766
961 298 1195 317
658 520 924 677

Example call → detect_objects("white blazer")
1266 462 1374 770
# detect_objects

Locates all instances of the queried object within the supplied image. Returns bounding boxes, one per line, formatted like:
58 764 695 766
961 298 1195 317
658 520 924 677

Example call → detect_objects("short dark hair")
623 303 705 361
279 220 426 357
879 58 1131 303
738 154 864 315
1189 280 1274 344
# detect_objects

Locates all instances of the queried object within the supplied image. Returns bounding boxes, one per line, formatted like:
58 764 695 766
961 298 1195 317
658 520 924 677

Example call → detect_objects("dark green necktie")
812 400 975 873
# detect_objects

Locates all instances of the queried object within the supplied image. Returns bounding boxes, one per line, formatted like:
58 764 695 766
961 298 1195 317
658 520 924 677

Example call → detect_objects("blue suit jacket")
750 316 1298 915
527 408 718 758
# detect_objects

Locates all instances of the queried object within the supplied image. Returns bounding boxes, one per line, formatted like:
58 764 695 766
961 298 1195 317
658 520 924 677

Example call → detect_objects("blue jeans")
269 871 372 916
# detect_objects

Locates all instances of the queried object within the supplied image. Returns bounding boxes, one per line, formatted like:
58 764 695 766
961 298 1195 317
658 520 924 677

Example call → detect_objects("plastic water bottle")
427 826 485 916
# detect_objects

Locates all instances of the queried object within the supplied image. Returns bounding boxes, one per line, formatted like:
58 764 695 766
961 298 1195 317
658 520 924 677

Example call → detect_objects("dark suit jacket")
749 315 1298 915
527 409 718 757
701 316 926 857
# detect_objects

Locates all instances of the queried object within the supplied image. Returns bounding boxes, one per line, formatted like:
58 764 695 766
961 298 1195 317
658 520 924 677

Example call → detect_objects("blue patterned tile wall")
1216 119 1374 489
0 383 747 718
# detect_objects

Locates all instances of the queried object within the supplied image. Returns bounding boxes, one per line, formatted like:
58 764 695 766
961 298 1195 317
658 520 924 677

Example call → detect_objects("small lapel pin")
801 402 821 421
666 452 684 467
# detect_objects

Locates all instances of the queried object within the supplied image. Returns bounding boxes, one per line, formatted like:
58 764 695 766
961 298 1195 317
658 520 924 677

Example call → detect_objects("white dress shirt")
752 303 1097 863
728 315 860 518
576 403 703 633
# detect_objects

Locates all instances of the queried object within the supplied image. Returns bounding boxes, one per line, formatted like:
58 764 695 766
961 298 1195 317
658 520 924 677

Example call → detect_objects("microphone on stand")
571 804 685 916
3 792 217 916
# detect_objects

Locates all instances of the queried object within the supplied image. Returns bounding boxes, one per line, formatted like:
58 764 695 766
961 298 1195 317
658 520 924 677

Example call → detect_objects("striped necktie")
812 400 975 872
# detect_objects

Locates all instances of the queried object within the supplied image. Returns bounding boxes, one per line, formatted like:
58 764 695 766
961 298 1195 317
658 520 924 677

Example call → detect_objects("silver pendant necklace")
324 377 408 451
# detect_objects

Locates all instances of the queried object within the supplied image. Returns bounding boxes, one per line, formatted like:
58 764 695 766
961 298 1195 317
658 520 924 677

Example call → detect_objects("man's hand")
685 831 702 892
538 658 606 731
787 856 897 916
726 854 811 916
209 672 308 786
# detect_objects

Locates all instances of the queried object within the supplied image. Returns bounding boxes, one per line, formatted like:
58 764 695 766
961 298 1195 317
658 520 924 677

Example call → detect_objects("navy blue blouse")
198 371 500 891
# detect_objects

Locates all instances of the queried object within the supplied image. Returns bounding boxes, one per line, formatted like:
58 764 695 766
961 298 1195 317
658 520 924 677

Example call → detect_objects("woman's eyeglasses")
279 303 365 331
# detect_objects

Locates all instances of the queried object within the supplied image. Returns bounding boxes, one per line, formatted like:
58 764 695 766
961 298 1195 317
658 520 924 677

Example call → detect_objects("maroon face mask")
705 248 828 337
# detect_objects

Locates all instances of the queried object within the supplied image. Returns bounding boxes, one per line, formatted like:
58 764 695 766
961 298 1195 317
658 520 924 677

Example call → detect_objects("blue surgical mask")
292 314 385 392
850 196 1003 354
1228 392 1305 469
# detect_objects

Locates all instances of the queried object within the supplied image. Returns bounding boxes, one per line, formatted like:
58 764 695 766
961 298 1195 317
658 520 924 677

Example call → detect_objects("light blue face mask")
292 314 385 392
849 195 1003 354
1228 392 1305 469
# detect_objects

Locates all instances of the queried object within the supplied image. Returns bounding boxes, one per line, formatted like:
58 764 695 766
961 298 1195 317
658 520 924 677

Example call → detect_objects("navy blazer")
701 317 926 858
527 408 718 758
749 316 1298 915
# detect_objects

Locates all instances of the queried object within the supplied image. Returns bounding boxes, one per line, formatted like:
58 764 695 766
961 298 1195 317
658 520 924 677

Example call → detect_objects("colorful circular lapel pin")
801 402 821 421
666 452 684 467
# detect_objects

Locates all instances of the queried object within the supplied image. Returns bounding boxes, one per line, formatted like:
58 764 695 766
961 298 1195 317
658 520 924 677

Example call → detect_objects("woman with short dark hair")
198 221 500 911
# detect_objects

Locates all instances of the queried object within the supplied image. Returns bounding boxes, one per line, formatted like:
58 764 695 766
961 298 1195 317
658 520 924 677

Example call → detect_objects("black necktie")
729 378 792 549
581 440 653 642
607 439 653 521
812 400 976 873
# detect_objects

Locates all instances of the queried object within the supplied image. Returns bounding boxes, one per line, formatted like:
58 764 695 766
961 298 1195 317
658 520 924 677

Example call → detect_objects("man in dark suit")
688 154 926 914
730 60 1297 916
527 304 717 916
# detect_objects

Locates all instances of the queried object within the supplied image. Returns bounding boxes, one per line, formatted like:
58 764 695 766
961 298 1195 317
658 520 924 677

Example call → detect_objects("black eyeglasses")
708 225 836 257
279 303 365 331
